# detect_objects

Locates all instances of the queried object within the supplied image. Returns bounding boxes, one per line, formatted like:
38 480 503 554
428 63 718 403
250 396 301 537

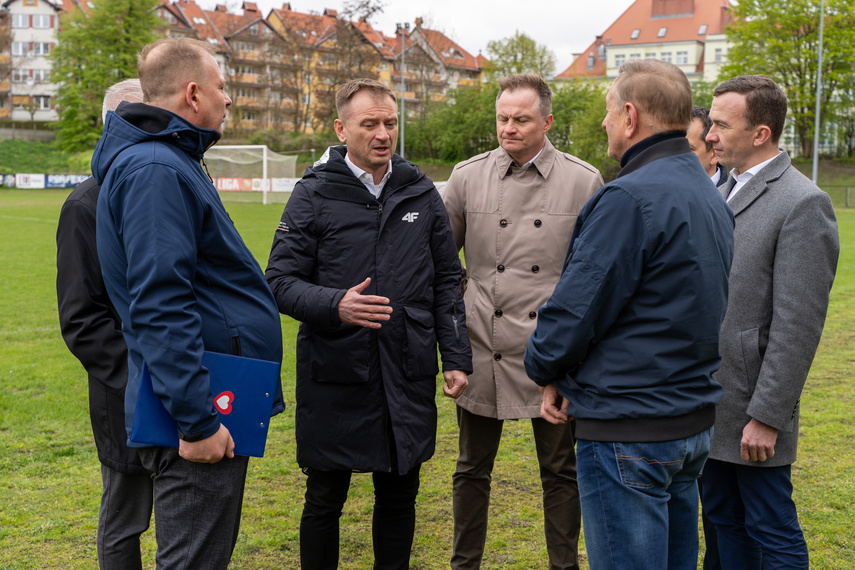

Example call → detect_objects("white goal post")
203 145 298 205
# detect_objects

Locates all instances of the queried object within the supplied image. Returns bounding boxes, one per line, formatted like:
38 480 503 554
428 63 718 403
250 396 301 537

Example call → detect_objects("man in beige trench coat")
442 73 603 570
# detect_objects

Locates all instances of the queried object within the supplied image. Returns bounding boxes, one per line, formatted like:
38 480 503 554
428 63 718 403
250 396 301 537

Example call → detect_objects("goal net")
204 145 298 204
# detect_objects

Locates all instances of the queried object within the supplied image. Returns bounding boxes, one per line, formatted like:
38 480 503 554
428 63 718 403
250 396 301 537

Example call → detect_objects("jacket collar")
617 131 690 178
495 137 557 180
724 150 791 216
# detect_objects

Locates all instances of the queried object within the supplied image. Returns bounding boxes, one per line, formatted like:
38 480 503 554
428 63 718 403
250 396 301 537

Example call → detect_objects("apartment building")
1 0 486 134
557 0 732 84
0 0 64 123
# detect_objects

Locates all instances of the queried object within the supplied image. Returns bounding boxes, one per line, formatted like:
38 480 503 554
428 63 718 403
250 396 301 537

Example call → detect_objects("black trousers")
300 465 422 570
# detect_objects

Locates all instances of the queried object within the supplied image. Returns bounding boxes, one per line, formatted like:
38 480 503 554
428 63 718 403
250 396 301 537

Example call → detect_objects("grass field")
1 189 853 569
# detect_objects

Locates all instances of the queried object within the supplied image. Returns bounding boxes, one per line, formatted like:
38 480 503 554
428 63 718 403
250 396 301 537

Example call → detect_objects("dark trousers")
138 446 249 570
451 407 580 570
697 476 721 570
700 459 808 570
97 464 153 570
300 465 422 570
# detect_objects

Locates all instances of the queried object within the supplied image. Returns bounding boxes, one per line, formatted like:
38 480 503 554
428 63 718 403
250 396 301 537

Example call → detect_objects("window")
32 69 49 82
12 42 27 56
676 51 688 65
698 24 708 35
587 52 595 69
32 15 52 28
193 17 206 25
615 54 626 67
33 43 52 56
714 48 724 62
35 96 51 110
629 53 641 61
248 24 259 36
658 27 667 38
12 69 28 83
645 52 657 59
162 11 177 24
630 29 640 40
302 93 311 105
12 14 29 28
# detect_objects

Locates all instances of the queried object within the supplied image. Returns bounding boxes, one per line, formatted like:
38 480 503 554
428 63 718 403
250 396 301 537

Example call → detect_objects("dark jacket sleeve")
266 181 347 325
56 185 129 393
524 187 645 385
429 189 473 373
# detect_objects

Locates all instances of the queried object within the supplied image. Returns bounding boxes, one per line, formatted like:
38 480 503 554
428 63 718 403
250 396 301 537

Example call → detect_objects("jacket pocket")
309 327 370 384
739 328 761 396
403 306 439 379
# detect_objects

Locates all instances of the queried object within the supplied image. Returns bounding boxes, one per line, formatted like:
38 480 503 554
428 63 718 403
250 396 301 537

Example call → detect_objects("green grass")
1 189 854 568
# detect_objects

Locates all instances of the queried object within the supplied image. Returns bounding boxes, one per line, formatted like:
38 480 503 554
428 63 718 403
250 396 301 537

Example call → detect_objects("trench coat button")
493 353 502 361
534 219 542 227
529 311 537 319
499 218 508 228
531 265 540 273
494 309 503 317
497 264 505 272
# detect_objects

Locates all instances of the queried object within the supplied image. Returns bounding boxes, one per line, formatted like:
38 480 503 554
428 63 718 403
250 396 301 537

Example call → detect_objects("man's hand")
178 424 235 463
338 277 393 329
740 418 778 462
540 383 571 425
442 370 468 399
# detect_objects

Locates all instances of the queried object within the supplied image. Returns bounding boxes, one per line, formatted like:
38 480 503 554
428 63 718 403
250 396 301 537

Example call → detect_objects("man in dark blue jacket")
266 78 472 570
524 59 734 569
93 38 283 569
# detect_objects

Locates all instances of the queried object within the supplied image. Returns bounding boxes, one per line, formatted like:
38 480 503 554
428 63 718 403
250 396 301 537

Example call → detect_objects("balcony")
0 108 10 119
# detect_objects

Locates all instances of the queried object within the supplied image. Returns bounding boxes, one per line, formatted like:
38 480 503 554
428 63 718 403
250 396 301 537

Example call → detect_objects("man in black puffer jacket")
266 78 472 570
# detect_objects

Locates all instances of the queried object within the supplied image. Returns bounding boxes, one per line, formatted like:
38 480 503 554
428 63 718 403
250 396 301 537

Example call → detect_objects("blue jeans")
699 459 808 570
576 427 712 570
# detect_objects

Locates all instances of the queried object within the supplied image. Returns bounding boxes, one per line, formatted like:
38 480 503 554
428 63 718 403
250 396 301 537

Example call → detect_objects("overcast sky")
195 0 636 74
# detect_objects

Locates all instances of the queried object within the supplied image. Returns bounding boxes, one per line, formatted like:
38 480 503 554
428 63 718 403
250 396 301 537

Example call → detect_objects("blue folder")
129 351 280 457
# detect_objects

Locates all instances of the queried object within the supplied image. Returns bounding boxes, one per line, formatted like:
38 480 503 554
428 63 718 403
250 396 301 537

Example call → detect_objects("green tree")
550 80 615 179
721 0 855 158
486 31 556 78
51 0 160 152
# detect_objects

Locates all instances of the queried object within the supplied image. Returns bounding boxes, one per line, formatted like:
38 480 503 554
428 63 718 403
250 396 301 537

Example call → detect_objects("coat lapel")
727 151 791 216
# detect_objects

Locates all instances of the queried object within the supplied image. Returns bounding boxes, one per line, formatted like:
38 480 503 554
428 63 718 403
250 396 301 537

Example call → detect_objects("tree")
486 31 556 78
720 0 855 158
51 0 160 152
550 81 616 180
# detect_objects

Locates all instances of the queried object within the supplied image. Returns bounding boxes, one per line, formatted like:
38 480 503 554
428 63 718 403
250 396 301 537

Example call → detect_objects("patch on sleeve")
277 221 289 232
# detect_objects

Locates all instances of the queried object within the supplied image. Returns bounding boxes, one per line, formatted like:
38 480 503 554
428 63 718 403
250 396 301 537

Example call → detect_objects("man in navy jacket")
93 38 283 569
524 59 734 569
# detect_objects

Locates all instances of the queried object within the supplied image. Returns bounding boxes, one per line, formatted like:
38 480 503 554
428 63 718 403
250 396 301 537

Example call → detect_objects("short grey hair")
102 78 144 123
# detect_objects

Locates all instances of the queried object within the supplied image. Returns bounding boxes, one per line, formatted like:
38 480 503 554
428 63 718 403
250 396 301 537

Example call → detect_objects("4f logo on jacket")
402 212 419 223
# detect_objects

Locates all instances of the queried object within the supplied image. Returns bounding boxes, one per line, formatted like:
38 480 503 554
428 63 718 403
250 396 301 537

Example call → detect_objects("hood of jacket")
92 101 221 185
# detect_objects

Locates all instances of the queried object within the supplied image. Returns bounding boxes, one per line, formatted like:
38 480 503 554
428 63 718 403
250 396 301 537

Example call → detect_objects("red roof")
417 26 480 72
269 4 339 48
557 0 731 79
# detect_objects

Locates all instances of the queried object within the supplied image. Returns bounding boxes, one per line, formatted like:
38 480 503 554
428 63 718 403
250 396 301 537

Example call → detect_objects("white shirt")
345 153 392 199
517 144 546 169
710 168 722 186
727 152 780 202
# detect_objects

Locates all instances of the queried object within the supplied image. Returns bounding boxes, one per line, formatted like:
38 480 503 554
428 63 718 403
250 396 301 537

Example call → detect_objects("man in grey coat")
701 75 839 569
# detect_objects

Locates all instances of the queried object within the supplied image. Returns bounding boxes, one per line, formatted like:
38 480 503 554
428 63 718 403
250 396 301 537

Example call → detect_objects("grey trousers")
97 464 153 570
138 447 249 570
451 407 581 570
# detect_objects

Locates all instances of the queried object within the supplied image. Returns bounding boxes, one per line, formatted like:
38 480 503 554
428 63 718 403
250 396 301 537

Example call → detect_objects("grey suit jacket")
710 150 839 466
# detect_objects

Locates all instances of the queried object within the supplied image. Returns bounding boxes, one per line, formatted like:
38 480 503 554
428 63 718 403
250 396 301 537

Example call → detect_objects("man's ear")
185 82 200 113
624 102 639 139
753 125 773 148
334 118 347 143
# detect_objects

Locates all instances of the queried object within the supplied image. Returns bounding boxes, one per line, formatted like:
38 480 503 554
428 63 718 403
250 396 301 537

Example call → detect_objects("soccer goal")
204 145 299 205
